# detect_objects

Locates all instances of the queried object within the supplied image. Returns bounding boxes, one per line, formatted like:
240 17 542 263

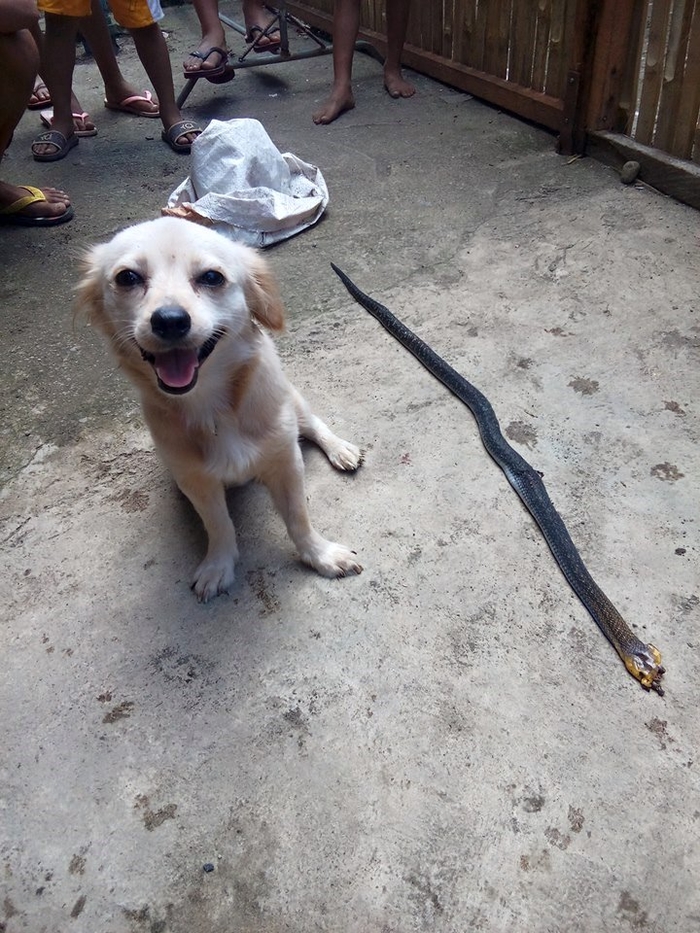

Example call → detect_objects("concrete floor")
1 4 699 931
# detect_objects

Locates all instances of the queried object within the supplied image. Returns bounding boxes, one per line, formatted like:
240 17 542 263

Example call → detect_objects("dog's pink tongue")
153 348 198 388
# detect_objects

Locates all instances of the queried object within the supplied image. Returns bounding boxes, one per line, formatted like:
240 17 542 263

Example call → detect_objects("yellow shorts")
39 0 163 29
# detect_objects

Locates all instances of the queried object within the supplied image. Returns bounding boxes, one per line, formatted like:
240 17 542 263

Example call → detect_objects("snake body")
331 263 665 695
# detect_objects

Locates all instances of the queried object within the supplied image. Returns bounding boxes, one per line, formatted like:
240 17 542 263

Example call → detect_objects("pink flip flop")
40 108 97 138
104 91 160 118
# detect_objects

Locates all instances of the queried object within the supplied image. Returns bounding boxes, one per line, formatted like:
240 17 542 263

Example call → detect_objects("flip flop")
245 25 281 54
31 130 79 162
28 81 51 110
104 90 160 118
40 108 98 138
182 46 231 81
161 120 202 154
0 186 74 227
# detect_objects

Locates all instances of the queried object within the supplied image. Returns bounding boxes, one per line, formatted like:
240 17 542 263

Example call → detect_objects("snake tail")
331 263 665 695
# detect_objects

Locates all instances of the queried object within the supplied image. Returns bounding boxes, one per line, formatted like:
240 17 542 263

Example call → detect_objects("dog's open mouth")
138 331 222 395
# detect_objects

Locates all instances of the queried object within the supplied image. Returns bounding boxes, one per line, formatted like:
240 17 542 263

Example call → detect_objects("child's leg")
31 11 79 157
384 0 415 98
2 26 72 219
183 0 227 74
129 23 200 147
79 2 159 112
312 0 359 125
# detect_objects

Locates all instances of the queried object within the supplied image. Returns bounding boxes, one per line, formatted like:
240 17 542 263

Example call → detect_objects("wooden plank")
544 0 573 100
484 0 513 78
531 0 553 92
584 0 638 131
671 0 700 158
588 129 700 210
654 0 694 151
510 0 536 88
635 0 672 144
442 0 456 59
471 0 490 72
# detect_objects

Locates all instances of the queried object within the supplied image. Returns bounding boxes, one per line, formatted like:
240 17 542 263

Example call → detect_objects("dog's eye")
197 270 225 288
115 269 144 288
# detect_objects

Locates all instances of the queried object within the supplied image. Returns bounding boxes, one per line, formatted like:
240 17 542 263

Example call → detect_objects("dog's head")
76 217 284 396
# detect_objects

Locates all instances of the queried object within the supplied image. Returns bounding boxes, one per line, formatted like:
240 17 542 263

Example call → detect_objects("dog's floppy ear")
74 244 110 334
243 250 285 332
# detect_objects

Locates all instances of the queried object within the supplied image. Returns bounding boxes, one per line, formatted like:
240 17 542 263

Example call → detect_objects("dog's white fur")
77 217 362 601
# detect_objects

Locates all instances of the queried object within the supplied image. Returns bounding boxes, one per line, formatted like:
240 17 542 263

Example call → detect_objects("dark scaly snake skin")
331 263 665 696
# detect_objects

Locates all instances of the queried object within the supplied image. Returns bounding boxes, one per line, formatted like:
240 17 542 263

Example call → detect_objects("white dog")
77 217 362 601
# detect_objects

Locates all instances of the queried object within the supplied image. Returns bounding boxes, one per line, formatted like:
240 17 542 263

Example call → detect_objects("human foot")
104 83 159 116
0 182 72 226
31 121 79 161
27 79 51 110
312 86 355 125
161 119 202 153
183 33 227 74
40 108 97 137
384 67 416 99
243 0 281 51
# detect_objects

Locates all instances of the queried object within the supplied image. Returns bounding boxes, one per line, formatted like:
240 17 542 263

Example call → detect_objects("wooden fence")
623 0 700 163
287 0 700 207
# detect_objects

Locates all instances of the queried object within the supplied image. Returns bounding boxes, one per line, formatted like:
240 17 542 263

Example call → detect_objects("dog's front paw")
192 555 236 602
327 439 363 472
301 540 363 578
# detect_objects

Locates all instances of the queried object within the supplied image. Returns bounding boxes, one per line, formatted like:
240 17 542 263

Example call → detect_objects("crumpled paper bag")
163 118 329 247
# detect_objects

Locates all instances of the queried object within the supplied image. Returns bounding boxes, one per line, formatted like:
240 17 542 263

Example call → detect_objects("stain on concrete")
103 701 135 724
617 891 650 928
149 646 215 687
664 400 686 415
521 794 546 813
246 567 280 613
134 796 178 832
68 854 86 875
505 419 538 448
568 376 599 395
544 827 571 850
567 805 584 833
650 462 685 481
645 718 675 750
70 894 87 918
111 488 150 512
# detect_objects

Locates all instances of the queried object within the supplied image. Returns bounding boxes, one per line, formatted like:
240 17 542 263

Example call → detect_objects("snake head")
623 644 665 696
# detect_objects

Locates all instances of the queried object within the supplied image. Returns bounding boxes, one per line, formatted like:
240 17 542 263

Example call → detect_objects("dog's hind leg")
259 442 362 578
292 388 363 472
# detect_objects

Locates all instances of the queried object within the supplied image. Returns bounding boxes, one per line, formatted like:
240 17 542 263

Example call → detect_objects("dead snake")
331 263 665 696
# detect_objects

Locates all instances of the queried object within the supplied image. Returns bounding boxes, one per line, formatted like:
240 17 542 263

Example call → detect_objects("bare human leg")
383 0 415 98
31 11 79 159
78 2 159 113
0 21 72 222
129 23 201 150
312 0 358 124
183 0 227 75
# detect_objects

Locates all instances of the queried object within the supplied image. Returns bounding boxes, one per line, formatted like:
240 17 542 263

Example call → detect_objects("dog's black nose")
151 305 191 340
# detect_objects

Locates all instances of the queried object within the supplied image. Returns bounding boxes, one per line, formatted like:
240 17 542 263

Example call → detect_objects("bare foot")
0 182 71 222
183 33 227 74
384 67 416 99
312 86 355 125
